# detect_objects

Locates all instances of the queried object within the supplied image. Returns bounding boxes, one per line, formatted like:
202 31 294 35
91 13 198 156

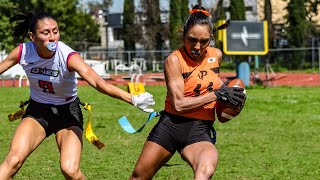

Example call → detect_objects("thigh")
181 141 218 171
9 117 46 159
52 98 84 134
55 126 83 166
132 141 173 178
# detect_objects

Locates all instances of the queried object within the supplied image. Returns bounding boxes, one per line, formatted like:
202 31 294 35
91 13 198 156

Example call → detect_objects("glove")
132 92 155 113
213 84 245 106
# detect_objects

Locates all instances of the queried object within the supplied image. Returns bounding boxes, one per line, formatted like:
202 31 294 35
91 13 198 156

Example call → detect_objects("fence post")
318 47 320 76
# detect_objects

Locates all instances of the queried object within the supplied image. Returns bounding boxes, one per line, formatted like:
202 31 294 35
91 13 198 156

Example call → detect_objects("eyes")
41 29 59 36
186 36 210 46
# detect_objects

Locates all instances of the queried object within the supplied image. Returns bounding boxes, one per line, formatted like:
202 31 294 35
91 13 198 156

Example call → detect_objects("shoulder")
165 52 180 66
57 41 74 50
208 47 222 63
164 52 181 72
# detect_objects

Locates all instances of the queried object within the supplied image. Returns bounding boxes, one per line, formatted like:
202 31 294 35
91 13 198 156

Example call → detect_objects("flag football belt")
118 111 162 134
8 100 105 149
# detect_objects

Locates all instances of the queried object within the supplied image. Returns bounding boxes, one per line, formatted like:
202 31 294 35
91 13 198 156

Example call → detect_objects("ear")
29 32 35 42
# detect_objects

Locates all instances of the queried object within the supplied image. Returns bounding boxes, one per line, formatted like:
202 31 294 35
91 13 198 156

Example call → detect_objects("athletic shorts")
23 97 84 137
147 111 216 154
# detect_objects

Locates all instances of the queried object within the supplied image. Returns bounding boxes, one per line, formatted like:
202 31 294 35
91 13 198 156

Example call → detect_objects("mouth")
47 42 57 52
190 50 201 57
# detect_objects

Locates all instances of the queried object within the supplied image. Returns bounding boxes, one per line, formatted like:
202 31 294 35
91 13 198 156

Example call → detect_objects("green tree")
0 0 16 51
264 0 273 48
0 0 100 52
284 0 309 69
285 0 307 48
169 0 182 50
181 0 189 22
139 0 165 62
229 0 246 20
140 0 162 51
123 0 135 52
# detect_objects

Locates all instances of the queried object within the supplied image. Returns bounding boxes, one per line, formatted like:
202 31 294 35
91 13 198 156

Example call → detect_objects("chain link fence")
78 47 320 74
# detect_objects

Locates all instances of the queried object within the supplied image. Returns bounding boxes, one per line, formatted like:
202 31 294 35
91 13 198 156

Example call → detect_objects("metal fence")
79 50 172 73
1 47 319 74
78 47 320 73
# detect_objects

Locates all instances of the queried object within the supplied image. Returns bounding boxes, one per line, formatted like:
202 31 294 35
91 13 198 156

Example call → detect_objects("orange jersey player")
165 46 222 120
129 4 245 180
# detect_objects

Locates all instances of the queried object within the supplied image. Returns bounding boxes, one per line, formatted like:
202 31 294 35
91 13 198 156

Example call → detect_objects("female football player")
129 5 245 180
0 9 154 179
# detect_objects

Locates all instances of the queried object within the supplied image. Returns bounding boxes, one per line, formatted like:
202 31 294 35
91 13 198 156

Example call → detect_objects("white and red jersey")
18 41 78 105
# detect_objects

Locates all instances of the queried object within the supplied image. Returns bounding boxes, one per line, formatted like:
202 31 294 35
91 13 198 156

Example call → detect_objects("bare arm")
0 46 20 75
164 54 220 114
68 54 132 104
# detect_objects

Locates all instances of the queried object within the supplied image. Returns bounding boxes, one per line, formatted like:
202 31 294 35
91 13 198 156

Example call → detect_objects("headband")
188 9 209 16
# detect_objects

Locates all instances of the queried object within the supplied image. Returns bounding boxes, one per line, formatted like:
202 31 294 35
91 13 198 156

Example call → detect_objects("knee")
4 151 24 171
60 161 82 179
195 163 217 178
130 168 153 180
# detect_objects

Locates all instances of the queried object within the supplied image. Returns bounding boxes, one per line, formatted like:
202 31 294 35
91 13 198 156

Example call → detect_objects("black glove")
213 84 245 106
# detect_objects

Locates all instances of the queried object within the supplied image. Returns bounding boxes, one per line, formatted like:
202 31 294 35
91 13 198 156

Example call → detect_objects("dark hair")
9 9 55 42
183 5 213 37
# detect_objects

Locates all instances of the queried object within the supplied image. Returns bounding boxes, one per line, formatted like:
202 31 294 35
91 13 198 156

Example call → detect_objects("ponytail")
10 9 34 42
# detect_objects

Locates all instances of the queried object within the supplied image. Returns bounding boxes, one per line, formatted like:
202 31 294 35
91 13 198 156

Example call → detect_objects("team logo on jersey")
208 57 216 63
198 70 207 80
31 67 59 77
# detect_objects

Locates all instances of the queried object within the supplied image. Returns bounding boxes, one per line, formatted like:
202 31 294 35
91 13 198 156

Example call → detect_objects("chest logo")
198 70 207 80
31 67 59 77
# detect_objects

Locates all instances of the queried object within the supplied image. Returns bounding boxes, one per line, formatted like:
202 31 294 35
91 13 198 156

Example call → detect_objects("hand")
213 85 245 106
132 92 155 113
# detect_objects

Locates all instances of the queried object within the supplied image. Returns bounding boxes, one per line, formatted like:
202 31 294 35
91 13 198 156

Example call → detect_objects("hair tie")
188 9 209 16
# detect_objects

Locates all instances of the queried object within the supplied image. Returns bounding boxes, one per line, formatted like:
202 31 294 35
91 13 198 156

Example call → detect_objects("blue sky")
83 0 216 13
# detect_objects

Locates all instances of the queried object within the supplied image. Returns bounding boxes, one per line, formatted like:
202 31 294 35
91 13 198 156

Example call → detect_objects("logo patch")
208 57 216 63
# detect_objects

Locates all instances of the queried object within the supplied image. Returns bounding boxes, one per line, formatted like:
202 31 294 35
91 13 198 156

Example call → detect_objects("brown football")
215 78 246 123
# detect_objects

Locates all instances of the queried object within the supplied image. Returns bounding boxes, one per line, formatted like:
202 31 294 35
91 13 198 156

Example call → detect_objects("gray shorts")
23 98 84 137
147 111 216 154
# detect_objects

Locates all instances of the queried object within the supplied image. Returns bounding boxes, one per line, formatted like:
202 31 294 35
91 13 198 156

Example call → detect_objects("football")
215 78 246 123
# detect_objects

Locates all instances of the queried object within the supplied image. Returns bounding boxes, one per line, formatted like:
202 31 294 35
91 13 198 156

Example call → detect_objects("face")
184 24 212 60
29 18 60 56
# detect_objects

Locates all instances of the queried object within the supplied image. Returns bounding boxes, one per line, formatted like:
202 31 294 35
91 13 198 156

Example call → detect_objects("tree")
229 0 246 21
181 0 189 22
213 0 226 49
0 0 16 51
0 0 100 52
214 0 226 21
305 0 320 37
122 0 135 51
169 0 182 50
264 0 273 48
138 0 163 61
285 0 307 48
284 0 309 69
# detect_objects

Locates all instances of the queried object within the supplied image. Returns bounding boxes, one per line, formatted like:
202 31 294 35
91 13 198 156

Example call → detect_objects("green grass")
0 85 320 179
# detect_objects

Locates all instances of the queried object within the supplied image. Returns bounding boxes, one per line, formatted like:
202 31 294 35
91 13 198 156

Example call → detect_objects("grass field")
0 85 319 180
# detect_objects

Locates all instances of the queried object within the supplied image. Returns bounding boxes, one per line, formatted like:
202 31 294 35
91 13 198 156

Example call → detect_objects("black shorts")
147 111 216 154
23 98 84 137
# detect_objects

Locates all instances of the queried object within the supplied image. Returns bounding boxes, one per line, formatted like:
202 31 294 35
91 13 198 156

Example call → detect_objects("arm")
68 54 132 104
0 46 20 75
164 54 220 114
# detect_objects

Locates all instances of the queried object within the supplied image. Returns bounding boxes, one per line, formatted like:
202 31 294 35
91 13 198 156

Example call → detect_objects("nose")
194 42 201 50
49 32 55 41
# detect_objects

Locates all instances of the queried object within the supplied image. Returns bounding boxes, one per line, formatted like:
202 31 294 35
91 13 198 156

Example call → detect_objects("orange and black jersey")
165 46 222 121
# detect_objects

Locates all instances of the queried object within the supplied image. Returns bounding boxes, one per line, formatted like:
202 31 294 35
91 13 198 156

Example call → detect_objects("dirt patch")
2 72 320 87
